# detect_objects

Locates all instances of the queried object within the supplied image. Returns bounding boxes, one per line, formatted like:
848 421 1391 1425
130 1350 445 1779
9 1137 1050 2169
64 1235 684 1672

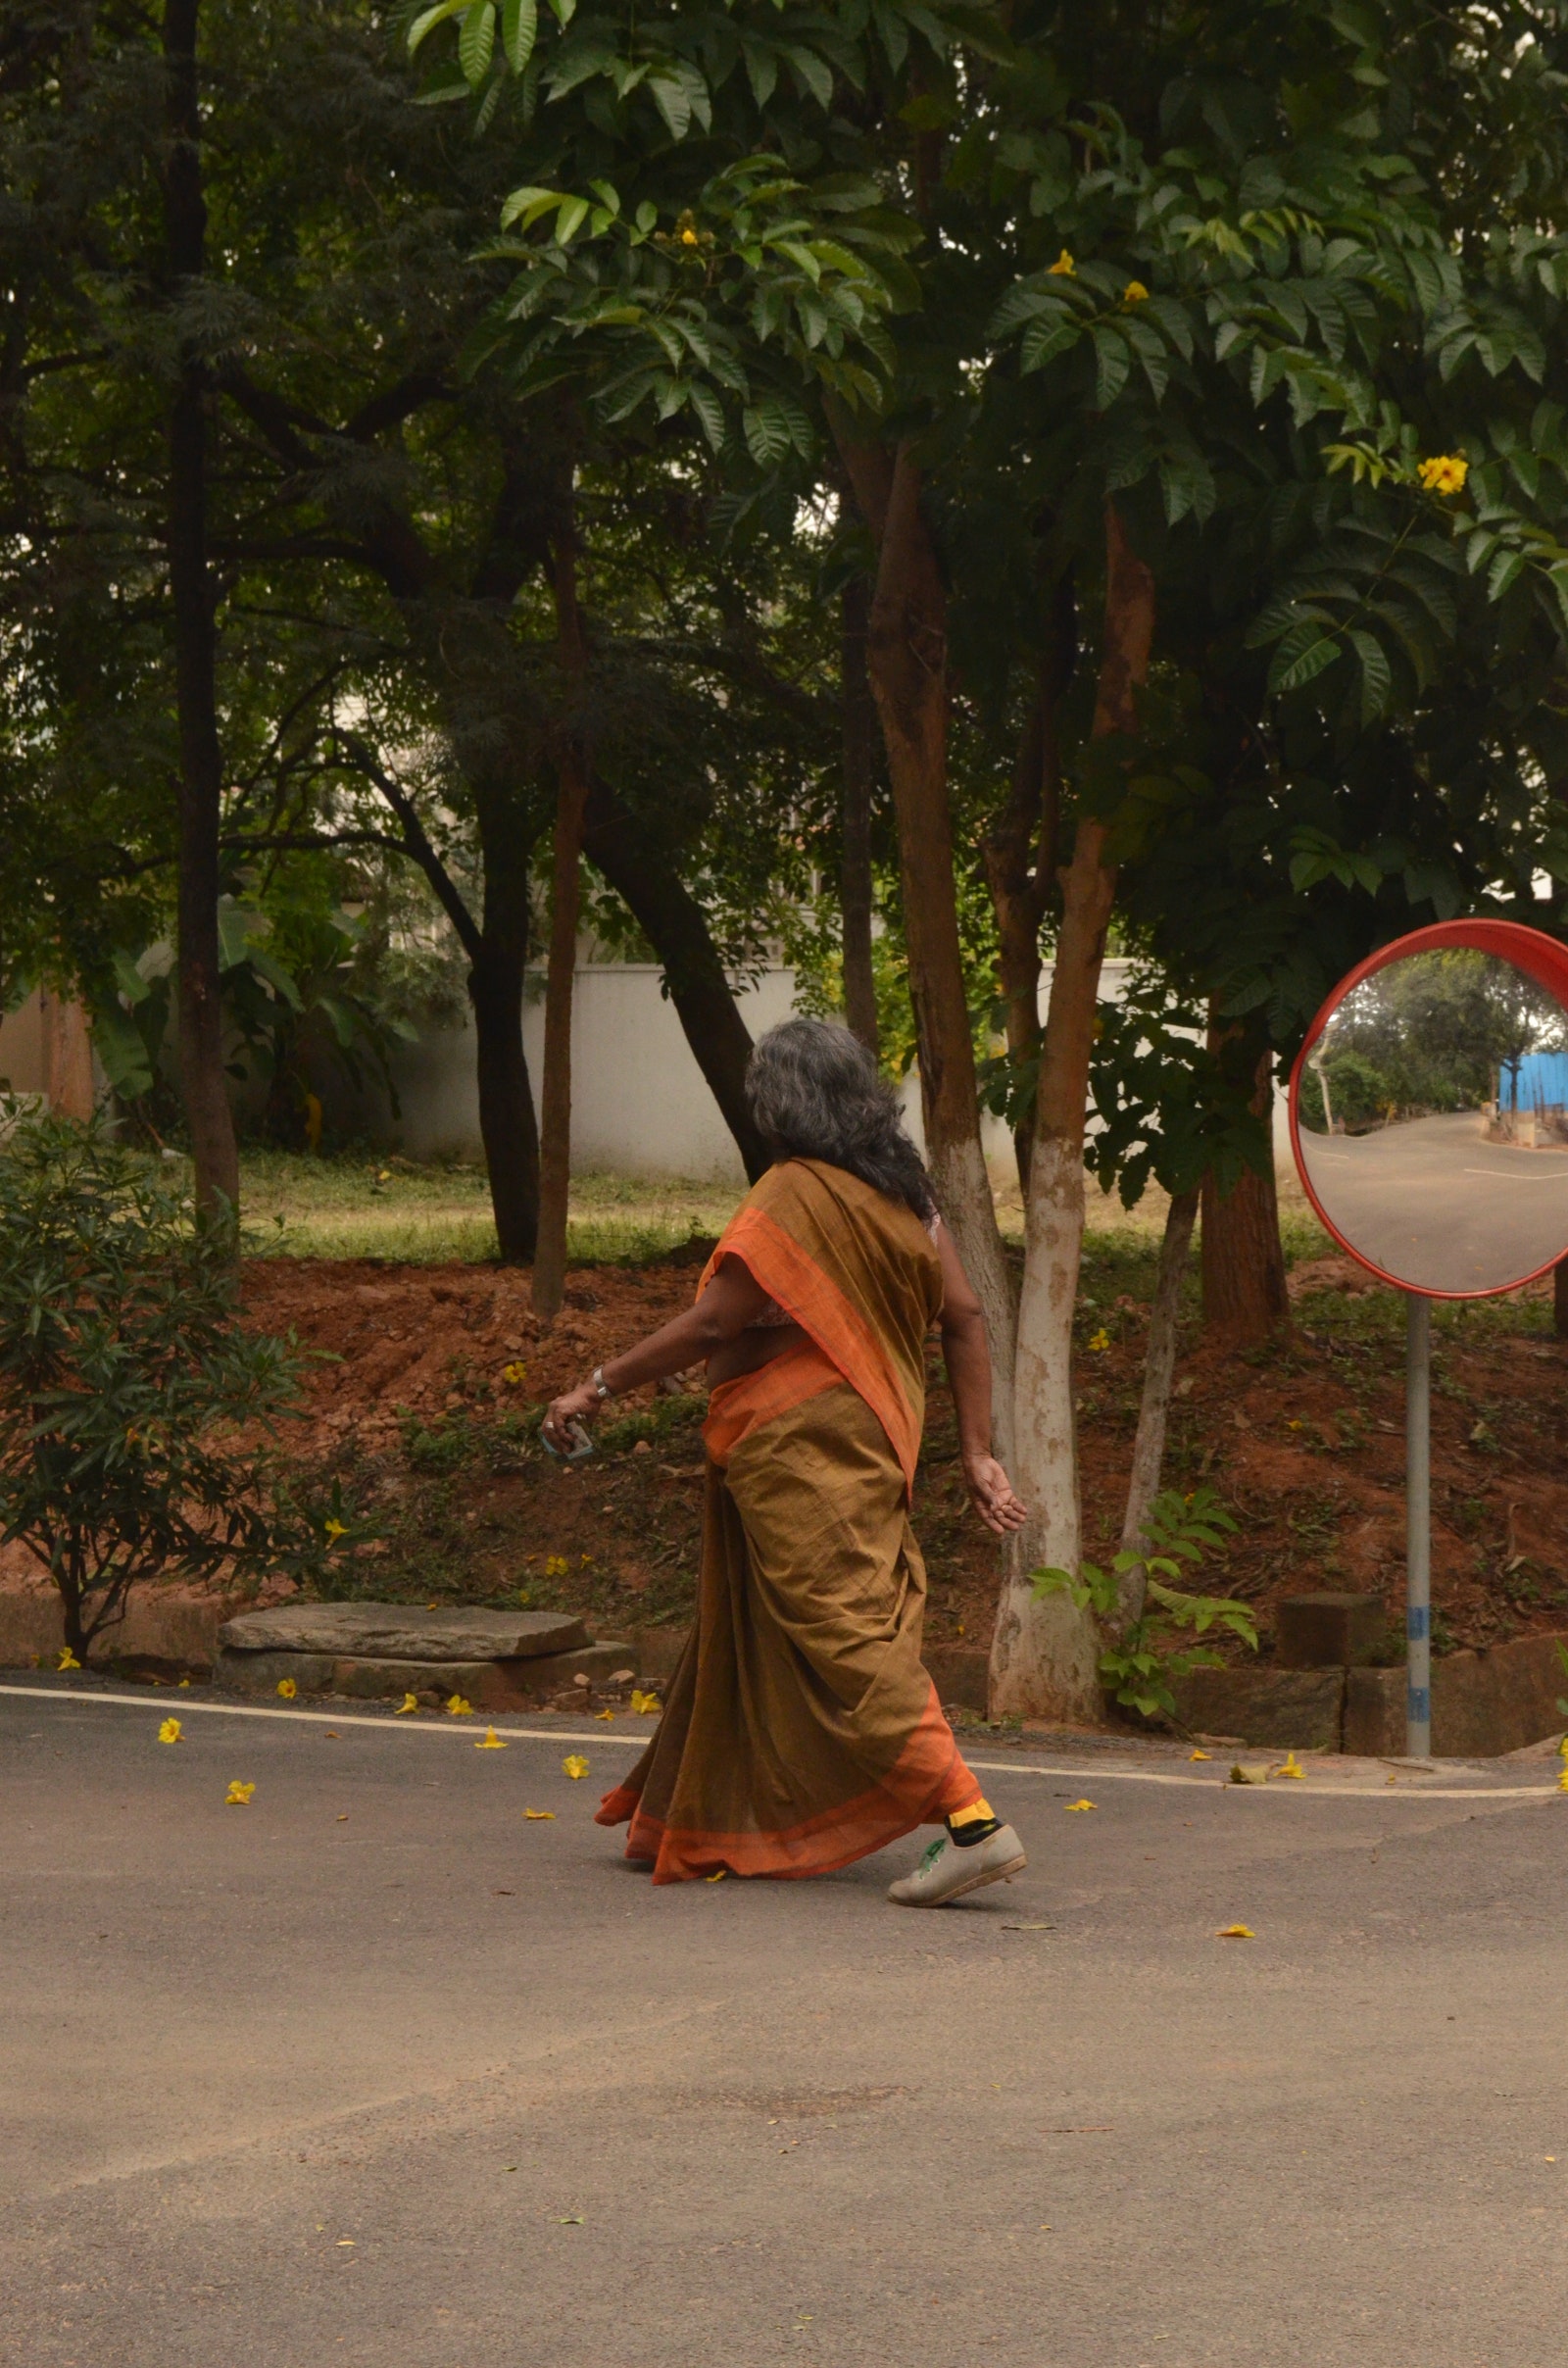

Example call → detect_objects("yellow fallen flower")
562 1754 589 1780
1065 1799 1097 1812
1189 1749 1211 1761
445 1695 474 1717
524 1809 556 1821
396 1693 418 1714
502 1361 527 1385
475 1728 508 1750
1559 1735 1568 1759
596 1708 615 1722
225 1781 256 1806
1216 1923 1255 1940
1273 1751 1305 1781
158 1717 182 1745
630 1690 662 1715
58 1649 80 1671
1558 1766 1568 1795
707 1868 727 1883
276 1678 297 1700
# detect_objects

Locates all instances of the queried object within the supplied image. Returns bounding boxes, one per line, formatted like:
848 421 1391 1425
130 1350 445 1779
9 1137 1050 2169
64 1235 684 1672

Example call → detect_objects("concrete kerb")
4 1681 1561 1801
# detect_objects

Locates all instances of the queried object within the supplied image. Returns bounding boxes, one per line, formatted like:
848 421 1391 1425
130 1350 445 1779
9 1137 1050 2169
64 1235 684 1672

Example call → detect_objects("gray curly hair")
744 1018 937 1221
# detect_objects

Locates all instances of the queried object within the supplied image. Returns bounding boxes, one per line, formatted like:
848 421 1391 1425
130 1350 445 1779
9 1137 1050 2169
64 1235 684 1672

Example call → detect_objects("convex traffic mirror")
1290 923 1568 1298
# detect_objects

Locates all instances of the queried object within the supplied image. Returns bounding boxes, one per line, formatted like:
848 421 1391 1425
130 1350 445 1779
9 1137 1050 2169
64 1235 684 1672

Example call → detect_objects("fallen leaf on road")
562 1754 588 1779
1216 1923 1254 1940
1003 1921 1053 1931
556 2215 584 2225
158 1717 182 1745
396 1693 418 1714
276 1679 297 1700
475 1728 508 1750
1229 1763 1269 1785
225 1781 256 1806
446 1695 473 1716
1064 1799 1096 1812
524 1809 556 1820
336 1813 348 1822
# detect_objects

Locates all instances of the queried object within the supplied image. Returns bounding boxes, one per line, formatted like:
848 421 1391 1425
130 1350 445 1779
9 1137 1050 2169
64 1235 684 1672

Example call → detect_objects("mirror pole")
1405 1293 1432 1758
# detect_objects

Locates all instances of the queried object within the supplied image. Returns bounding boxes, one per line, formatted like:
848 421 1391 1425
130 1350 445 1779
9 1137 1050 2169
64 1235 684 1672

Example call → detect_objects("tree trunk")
162 0 238 1218
993 506 1155 1720
982 574 1073 1195
1117 1186 1200 1621
580 778 769 1182
42 994 95 1120
1201 1030 1290 1347
840 575 879 1058
833 428 1015 1453
469 811 539 1263
534 527 590 1321
1556 1256 1568 1339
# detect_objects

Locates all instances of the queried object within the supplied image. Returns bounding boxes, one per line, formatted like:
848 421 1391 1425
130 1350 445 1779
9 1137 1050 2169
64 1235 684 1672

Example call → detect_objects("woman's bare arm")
936 1225 1027 1536
541 1256 771 1448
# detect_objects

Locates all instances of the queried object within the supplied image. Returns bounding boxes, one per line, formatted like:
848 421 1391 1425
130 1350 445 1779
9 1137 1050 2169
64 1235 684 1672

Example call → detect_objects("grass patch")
231 1150 744 1265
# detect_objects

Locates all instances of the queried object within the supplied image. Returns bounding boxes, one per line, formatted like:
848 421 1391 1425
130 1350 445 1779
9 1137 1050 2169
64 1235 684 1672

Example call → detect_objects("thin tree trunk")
833 427 1016 1455
1201 1031 1290 1346
533 525 589 1320
470 811 539 1263
983 574 1073 1196
840 575 879 1058
580 778 769 1182
162 0 238 1218
42 994 95 1120
993 506 1155 1720
1117 1186 1200 1622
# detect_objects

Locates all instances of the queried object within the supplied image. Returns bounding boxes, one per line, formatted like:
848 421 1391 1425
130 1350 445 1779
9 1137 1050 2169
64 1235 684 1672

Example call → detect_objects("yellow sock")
948 1798 995 1830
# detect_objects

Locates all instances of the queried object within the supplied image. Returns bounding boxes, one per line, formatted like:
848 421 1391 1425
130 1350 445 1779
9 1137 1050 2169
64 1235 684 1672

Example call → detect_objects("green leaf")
408 0 471 55
501 0 537 72
1091 325 1130 410
1487 546 1525 601
459 1 496 86
1348 628 1392 721
1268 632 1342 694
555 193 590 244
1019 318 1079 375
688 380 727 452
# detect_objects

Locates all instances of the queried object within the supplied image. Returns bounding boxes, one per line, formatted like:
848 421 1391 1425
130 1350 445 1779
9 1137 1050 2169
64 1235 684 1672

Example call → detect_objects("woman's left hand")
543 1380 602 1452
963 1455 1028 1535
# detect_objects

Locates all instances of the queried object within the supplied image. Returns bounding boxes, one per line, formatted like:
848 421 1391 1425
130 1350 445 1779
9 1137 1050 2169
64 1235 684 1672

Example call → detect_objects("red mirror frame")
1287 918 1568 1299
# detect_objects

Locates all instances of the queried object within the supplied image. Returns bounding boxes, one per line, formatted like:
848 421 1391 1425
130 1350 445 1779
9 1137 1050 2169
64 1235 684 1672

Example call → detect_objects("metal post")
1405 1293 1432 1757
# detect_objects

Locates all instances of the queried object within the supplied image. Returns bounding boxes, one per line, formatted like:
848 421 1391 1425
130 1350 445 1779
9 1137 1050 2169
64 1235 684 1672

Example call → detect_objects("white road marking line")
3 1685 1558 1798
1461 1167 1568 1183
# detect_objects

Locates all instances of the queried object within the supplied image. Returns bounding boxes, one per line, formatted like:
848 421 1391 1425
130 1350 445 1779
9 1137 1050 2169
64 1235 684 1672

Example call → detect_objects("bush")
0 1119 362 1660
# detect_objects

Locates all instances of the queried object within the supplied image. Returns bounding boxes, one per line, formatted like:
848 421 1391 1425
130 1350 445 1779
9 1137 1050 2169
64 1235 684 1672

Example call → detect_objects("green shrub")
0 1119 364 1660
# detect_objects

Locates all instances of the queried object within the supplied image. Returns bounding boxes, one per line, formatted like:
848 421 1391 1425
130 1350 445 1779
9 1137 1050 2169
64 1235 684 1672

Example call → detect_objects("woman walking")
543 1018 1028 1906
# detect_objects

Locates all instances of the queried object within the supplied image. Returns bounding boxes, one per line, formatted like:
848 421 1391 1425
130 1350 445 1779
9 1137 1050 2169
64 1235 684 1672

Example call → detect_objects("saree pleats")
595 1160 983 1884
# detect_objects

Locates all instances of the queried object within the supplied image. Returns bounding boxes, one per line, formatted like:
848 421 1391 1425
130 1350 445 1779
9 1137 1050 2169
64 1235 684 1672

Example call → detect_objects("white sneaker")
886 1824 1027 1907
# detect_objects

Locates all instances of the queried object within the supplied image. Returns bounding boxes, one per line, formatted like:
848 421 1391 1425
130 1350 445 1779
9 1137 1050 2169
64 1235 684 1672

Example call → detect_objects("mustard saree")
596 1157 984 1882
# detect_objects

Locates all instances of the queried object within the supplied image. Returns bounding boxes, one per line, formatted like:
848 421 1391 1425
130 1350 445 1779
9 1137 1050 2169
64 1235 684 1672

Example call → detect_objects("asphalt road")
4 1679 1567 2368
1298 1109 1568 1290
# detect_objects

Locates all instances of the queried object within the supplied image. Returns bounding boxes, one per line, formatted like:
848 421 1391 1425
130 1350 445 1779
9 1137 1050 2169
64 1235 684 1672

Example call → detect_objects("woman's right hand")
963 1455 1028 1536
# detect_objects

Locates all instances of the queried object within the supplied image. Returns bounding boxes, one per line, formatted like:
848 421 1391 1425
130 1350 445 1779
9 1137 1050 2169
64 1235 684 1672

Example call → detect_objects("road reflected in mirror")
1297 947 1568 1293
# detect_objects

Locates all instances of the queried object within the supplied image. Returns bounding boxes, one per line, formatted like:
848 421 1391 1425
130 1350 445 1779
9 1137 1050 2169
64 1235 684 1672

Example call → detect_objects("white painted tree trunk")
928 1132 1016 1470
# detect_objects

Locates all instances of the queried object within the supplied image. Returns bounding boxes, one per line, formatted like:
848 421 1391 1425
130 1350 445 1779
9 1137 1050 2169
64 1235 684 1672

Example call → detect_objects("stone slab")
218 1603 590 1662
1171 1665 1346 1751
1276 1592 1385 1670
1345 1633 1568 1756
214 1641 637 1708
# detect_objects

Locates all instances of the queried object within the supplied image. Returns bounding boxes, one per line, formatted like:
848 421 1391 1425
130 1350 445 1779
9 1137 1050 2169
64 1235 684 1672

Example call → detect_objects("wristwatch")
590 1366 615 1402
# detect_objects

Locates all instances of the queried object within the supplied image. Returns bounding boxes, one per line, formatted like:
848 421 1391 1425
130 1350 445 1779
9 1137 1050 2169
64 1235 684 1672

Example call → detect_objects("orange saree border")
594 1682 985 1884
702 1205 921 1495
701 1339 842 1465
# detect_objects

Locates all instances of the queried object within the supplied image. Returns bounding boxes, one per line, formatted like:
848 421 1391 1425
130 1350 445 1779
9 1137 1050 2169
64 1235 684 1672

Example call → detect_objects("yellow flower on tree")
445 1694 474 1716
1122 279 1150 303
1047 248 1075 276
158 1716 182 1745
225 1780 256 1806
563 1754 589 1779
1417 453 1468 496
276 1678 297 1700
